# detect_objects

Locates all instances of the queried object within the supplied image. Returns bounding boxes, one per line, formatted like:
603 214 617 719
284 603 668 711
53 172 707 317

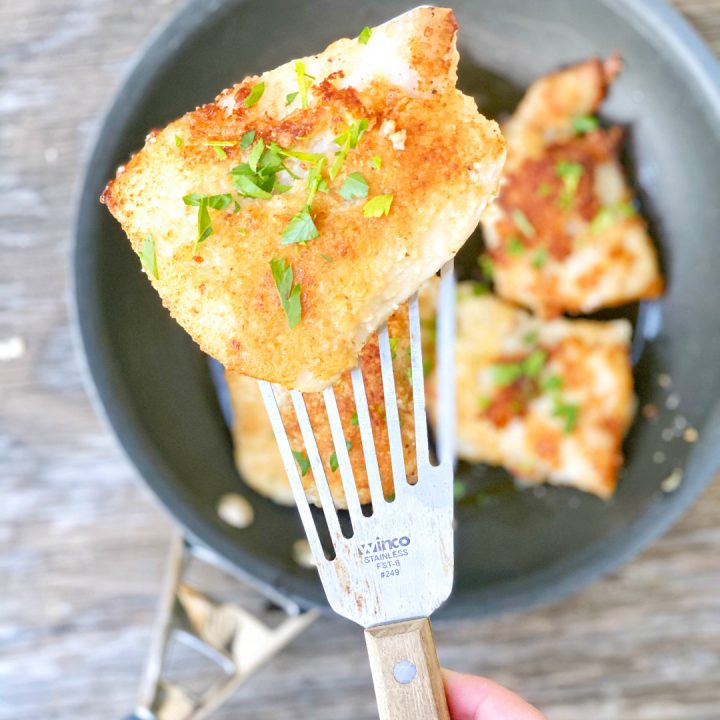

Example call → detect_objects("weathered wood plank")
1 1 719 719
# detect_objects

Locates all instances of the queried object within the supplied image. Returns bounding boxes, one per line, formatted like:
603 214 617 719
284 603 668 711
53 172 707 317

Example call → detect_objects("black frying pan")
74 0 720 619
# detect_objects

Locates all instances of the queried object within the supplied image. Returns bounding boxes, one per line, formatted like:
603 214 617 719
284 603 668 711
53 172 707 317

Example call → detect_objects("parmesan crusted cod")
102 7 505 391
226 305 416 508
482 57 662 318
427 285 635 498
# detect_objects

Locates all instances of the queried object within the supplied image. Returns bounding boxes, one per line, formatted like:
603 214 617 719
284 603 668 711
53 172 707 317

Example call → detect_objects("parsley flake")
182 193 233 250
292 450 311 477
295 61 313 109
339 172 369 200
532 247 548 268
282 208 319 245
572 114 600 134
512 208 535 238
269 257 302 328
350 411 359 426
363 194 393 217
370 155 382 170
230 141 289 198
541 374 563 392
358 26 372 44
388 337 398 359
285 91 299 106
472 282 489 296
478 254 495 279
537 181 551 197
139 233 159 279
244 82 265 107
555 161 584 208
174 135 183 148
329 440 353 472
240 130 256 150
320 253 333 263
553 399 579 433
590 202 636 233
507 235 525 256
203 140 237 160
330 118 369 180
490 349 547 386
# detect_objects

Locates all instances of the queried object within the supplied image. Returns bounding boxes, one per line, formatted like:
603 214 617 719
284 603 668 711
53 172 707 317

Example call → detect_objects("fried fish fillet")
226 305 416 508
102 7 505 391
427 284 635 498
482 57 662 318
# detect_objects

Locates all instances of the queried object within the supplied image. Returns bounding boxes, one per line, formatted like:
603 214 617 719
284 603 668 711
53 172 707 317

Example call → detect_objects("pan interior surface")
74 0 720 616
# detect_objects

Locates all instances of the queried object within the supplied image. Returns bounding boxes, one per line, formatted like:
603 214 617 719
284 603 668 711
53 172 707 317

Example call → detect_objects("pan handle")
123 532 319 720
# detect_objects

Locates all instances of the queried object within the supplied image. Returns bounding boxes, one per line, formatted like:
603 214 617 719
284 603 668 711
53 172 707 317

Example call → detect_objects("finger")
443 669 546 720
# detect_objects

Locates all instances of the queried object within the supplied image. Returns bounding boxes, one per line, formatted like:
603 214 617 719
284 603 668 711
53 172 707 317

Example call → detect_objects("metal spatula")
258 260 455 720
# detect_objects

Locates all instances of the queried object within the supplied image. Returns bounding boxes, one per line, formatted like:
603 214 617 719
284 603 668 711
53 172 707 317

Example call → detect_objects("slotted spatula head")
258 261 455 628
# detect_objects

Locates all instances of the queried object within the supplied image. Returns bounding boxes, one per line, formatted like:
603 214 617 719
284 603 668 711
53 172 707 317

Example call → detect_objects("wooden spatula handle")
364 617 450 720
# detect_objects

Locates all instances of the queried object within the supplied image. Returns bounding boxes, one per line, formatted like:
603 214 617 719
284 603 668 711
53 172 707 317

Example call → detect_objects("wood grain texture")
365 619 450 720
1 1 719 719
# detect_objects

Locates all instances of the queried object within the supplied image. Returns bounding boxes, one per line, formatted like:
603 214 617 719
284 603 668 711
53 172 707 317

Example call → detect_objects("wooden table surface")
2 1 720 718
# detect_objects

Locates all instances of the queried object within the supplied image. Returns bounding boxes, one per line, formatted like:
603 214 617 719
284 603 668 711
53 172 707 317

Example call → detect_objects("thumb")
443 669 546 720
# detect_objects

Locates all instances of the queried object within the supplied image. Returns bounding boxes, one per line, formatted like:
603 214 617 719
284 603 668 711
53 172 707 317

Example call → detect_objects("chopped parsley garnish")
282 208 319 245
540 374 563 392
363 194 393 217
285 91 299 106
330 118 369 180
590 202 636 233
240 130 256 150
203 140 237 160
248 137 265 171
507 235 525 256
339 172 369 200
182 193 233 250
555 161 584 209
230 140 289 198
139 233 158 279
472 282 490 296
511 208 535 238
388 337 398 359
370 155 382 169
295 61 313 109
537 181 551 197
522 330 539 345
490 349 547 386
478 254 495 279
244 82 265 107
523 348 547 377
477 396 492 412
553 399 579 433
454 480 467 501
292 450 311 477
532 247 548 268
320 253 333 263
269 257 302 328
329 440 353 472
358 26 372 44
572 114 600 134
350 411 359 426
174 135 183 148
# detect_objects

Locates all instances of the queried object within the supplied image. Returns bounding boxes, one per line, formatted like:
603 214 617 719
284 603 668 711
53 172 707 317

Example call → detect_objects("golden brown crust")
227 305 416 508
426 287 635 498
482 56 662 318
102 7 505 391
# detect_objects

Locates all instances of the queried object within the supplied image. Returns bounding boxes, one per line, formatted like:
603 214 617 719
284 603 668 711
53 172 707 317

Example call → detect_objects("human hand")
443 669 546 720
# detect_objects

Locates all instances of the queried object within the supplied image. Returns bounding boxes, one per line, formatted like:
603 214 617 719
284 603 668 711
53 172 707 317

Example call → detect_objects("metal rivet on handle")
393 660 417 684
